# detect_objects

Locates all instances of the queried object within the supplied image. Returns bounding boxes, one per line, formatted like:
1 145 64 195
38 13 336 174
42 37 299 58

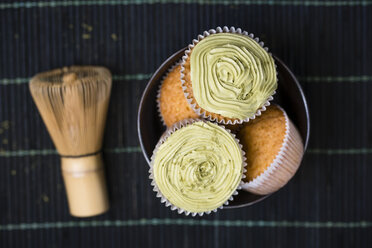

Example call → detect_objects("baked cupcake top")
189 33 277 119
158 64 199 127
238 105 286 181
152 121 243 213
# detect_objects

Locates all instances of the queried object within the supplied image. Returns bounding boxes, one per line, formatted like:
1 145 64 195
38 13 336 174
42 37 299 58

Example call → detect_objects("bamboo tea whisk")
29 66 112 217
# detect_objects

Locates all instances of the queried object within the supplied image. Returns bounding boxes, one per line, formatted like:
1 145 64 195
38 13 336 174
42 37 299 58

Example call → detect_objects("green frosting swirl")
153 121 243 213
190 33 277 119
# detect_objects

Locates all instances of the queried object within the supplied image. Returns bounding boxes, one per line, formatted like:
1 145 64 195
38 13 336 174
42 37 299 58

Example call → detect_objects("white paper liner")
241 105 304 195
149 118 247 216
156 60 183 127
180 26 277 125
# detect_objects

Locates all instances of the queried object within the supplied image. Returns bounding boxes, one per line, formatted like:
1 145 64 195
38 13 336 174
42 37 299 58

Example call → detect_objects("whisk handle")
61 153 109 217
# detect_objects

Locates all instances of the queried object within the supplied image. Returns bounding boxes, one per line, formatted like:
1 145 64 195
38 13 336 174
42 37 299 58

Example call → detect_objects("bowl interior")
137 47 310 209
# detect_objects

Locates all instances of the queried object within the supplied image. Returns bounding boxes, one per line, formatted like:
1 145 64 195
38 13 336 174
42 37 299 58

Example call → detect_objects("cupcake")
158 64 199 127
237 105 304 195
181 26 277 125
150 119 246 216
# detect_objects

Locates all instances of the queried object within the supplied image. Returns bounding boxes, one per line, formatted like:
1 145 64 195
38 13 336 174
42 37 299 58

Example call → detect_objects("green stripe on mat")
106 146 143 153
2 147 372 157
307 148 372 155
0 147 142 157
1 0 372 9
113 74 152 81
0 77 29 85
0 74 153 85
0 149 58 157
298 75 372 82
1 219 371 231
1 75 372 85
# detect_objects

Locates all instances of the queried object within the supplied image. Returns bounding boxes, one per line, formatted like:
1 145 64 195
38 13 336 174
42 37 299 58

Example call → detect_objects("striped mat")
0 0 371 247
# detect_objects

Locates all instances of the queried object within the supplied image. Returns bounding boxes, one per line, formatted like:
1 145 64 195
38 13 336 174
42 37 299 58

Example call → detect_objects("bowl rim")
137 47 310 209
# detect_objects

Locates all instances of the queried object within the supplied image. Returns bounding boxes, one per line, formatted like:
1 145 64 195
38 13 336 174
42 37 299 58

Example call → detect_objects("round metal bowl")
137 47 310 209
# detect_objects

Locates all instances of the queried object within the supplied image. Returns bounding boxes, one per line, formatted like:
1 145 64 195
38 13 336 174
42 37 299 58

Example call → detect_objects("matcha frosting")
190 33 277 119
153 121 243 213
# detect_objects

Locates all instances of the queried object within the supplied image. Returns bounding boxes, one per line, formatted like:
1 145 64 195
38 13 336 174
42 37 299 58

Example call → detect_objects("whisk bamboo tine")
29 66 112 217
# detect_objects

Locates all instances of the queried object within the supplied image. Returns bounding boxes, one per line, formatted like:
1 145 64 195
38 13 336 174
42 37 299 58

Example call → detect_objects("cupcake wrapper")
180 26 277 125
149 118 247 216
242 105 304 195
156 60 183 127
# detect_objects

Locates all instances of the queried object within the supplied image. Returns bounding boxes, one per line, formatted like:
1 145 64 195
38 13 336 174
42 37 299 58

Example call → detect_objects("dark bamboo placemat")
0 1 371 247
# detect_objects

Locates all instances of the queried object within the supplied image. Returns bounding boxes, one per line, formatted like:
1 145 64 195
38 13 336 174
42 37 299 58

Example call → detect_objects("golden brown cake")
237 105 304 195
238 105 286 181
158 65 198 127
